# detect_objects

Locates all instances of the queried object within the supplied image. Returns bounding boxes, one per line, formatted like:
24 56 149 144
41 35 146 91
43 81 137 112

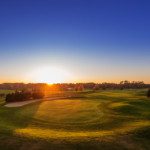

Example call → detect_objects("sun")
28 66 72 84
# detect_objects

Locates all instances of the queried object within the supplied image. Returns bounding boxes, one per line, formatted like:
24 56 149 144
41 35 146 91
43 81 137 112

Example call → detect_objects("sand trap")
5 99 41 107
4 97 72 107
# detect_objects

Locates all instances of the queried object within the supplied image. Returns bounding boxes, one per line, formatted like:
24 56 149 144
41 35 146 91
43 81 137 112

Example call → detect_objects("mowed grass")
0 89 150 150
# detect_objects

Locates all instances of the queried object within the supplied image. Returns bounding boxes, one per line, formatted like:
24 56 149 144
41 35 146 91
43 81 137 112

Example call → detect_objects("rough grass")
0 89 150 149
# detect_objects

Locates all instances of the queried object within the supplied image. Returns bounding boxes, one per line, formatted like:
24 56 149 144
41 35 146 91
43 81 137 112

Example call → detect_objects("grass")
0 89 150 149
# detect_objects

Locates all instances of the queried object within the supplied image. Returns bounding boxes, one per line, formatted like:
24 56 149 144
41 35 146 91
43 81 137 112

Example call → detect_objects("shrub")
6 93 15 102
5 92 32 102
147 89 150 98
5 91 45 102
32 92 44 99
0 93 5 97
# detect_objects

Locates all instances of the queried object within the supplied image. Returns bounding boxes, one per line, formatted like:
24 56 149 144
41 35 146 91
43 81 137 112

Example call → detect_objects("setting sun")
28 66 72 84
1 0 150 149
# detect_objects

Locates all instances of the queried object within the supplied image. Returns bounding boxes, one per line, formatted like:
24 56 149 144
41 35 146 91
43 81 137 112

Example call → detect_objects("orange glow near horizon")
0 66 150 84
26 66 73 84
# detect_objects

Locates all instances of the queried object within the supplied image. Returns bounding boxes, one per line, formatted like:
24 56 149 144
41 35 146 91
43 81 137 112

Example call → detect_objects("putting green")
1 89 150 150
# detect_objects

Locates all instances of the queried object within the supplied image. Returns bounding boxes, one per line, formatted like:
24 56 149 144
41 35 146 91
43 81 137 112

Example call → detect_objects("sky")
0 0 150 83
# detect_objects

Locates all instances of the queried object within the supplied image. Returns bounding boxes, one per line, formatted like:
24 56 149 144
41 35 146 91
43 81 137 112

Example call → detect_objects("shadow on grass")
0 101 42 135
0 134 131 150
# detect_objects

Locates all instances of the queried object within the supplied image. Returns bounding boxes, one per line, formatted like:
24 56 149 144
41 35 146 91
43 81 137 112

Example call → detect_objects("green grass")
0 89 150 149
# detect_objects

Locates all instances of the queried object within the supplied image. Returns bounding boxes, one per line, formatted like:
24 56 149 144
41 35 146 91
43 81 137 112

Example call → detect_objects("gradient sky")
0 0 150 83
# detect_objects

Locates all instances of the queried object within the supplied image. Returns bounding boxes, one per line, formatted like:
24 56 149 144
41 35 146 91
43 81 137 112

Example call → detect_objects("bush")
32 92 44 99
5 91 44 102
147 89 150 98
5 92 32 102
0 93 5 97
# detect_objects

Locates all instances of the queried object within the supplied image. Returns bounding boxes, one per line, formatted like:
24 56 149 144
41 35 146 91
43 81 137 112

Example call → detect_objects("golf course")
0 89 150 150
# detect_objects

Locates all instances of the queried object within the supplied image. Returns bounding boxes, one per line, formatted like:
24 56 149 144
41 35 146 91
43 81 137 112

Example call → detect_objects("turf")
0 89 150 150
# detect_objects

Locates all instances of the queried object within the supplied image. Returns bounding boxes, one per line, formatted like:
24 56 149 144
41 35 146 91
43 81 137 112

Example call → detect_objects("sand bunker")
4 97 71 107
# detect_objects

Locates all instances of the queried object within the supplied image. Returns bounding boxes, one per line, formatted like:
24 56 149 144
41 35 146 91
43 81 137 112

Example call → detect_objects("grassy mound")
0 89 150 149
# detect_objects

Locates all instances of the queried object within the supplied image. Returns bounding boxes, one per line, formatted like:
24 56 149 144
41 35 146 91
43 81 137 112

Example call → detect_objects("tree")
93 84 99 90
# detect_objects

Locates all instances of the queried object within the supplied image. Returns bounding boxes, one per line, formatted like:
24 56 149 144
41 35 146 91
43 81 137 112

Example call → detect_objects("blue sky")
0 0 150 83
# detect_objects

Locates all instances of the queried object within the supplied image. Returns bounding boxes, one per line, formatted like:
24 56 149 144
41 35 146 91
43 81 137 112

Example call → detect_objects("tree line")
0 81 149 91
1 81 150 103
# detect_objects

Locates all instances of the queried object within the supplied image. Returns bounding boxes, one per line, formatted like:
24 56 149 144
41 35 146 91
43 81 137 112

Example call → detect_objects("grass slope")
0 89 150 150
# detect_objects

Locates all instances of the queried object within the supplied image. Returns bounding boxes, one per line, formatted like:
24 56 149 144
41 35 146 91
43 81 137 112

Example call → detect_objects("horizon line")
0 81 149 85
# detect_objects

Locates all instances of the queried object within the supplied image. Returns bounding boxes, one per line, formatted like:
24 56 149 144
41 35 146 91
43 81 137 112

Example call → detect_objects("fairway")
0 89 150 149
